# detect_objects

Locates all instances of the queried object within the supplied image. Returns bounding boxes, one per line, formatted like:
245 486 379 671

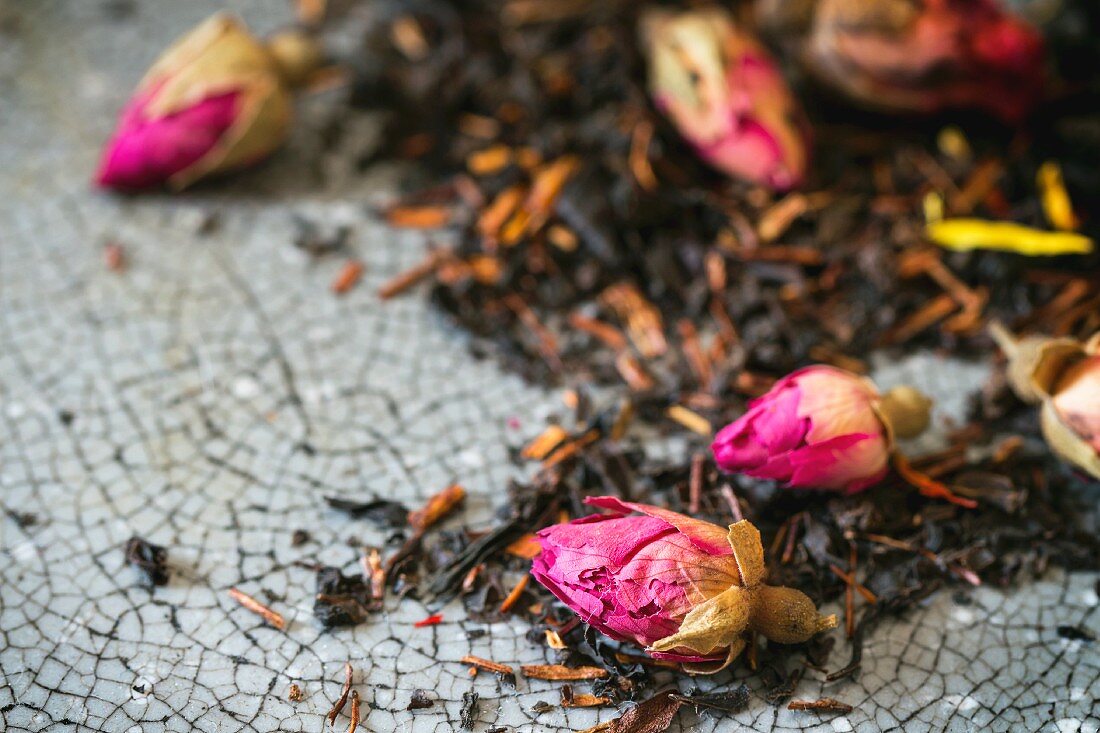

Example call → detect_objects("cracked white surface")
0 1 1098 731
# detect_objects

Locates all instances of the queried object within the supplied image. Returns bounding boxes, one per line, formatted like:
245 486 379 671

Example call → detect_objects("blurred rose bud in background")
758 0 1046 123
96 13 323 191
641 6 811 190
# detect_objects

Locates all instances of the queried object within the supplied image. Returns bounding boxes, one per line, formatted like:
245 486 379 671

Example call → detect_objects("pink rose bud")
800 0 1046 123
1051 353 1100 455
711 365 932 493
640 7 811 191
96 13 323 191
531 497 836 673
992 324 1100 479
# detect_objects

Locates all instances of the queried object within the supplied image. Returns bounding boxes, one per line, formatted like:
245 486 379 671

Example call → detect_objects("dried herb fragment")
331 260 365 295
228 587 286 630
326 662 353 728
460 691 479 730
407 689 434 711
124 535 169 587
287 683 303 702
520 664 609 681
1056 625 1095 642
928 220 1093 256
325 496 408 527
581 690 683 733
788 698 854 714
104 242 126 272
562 691 612 708
347 690 361 733
461 655 514 679
314 566 371 628
408 484 466 531
670 684 750 715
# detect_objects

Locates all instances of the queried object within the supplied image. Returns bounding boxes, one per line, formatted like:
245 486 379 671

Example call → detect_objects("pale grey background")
0 1 1097 731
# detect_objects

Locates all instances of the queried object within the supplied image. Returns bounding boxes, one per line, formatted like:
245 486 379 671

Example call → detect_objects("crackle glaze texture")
0 2 1097 732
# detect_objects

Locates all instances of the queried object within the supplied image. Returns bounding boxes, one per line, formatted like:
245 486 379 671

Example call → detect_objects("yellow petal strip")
1036 161 1078 231
927 219 1093 257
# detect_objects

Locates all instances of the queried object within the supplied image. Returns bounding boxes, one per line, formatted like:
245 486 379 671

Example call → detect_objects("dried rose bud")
531 497 835 673
711 365 932 493
640 7 811 191
796 0 1046 123
991 324 1100 479
95 13 324 191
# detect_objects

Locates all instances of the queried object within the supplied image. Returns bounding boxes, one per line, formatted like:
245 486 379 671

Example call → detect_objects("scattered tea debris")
104 242 126 272
326 662 353 728
414 613 443 628
294 216 350 258
407 689 434 711
331 259 365 294
460 691 479 730
4 507 38 529
287 683 304 702
520 664 608 681
408 484 466 531
227 587 286 630
579 689 682 733
325 496 408 527
124 535 169 587
561 690 612 708
670 685 750 715
347 690 361 733
1056 625 1095 642
788 698 855 715
314 566 372 628
461 655 515 682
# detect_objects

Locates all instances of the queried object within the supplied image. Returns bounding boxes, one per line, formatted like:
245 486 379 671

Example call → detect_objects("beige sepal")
648 520 836 673
648 585 752 657
989 321 1085 403
727 520 766 585
875 385 933 442
1040 399 1100 480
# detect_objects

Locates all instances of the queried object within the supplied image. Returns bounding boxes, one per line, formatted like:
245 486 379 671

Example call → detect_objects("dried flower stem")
347 690 360 733
521 664 609 680
461 655 514 676
408 484 466 532
227 588 285 630
326 662 353 728
498 574 529 614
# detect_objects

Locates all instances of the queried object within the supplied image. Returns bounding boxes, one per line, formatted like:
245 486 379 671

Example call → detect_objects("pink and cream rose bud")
711 365 932 493
531 497 835 673
96 13 323 191
640 7 811 191
766 0 1046 123
992 324 1100 479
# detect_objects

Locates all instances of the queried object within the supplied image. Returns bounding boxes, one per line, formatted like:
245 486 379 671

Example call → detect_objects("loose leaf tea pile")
344 0 1100 717
359 0 1099 391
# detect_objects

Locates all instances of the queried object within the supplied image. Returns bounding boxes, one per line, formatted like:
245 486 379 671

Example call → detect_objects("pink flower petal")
96 86 240 190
